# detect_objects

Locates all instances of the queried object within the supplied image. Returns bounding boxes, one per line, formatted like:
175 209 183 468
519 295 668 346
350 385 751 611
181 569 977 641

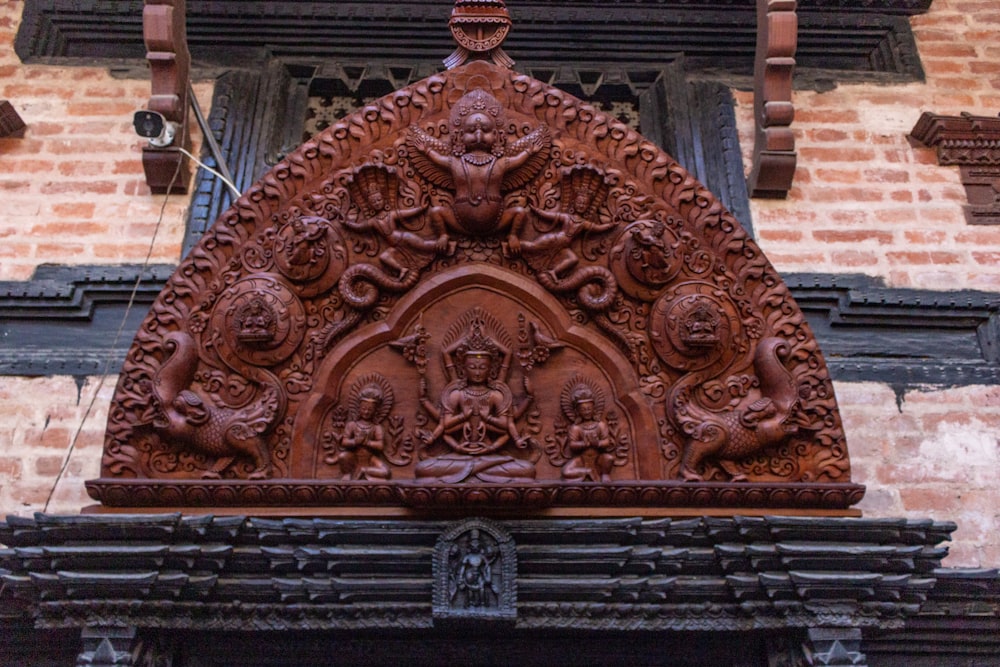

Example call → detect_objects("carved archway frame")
89 57 862 512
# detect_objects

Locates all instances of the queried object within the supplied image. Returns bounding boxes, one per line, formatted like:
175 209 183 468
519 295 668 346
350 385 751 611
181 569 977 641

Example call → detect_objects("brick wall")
735 0 1000 291
0 0 998 568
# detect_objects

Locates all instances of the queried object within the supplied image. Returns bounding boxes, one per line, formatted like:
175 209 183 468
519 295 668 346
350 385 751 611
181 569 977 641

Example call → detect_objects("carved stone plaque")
433 518 517 622
88 5 862 511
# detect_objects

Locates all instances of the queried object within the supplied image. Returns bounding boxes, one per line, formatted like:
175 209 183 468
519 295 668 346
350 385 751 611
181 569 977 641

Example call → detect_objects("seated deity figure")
335 385 391 481
416 316 536 483
560 384 615 482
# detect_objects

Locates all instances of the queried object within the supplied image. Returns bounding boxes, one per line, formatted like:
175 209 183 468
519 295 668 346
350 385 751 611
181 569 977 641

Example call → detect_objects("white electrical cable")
173 146 242 199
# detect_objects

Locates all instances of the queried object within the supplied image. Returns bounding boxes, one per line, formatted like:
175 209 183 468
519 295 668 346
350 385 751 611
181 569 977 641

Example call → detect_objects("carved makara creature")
142 332 282 479
406 88 550 235
674 338 810 482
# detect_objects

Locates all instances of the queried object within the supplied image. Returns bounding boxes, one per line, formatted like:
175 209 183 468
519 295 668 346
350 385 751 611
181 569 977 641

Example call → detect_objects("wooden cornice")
0 100 26 139
910 112 1000 225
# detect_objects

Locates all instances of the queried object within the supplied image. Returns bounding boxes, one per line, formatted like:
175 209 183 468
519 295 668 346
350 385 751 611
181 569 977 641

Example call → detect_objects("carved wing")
405 127 455 190
502 124 551 191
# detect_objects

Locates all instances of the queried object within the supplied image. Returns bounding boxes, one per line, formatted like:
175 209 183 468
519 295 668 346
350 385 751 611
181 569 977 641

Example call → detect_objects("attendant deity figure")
407 88 550 235
505 166 617 281
560 381 615 482
335 387 390 480
415 310 535 483
626 218 679 286
332 378 395 480
451 529 497 608
344 165 455 280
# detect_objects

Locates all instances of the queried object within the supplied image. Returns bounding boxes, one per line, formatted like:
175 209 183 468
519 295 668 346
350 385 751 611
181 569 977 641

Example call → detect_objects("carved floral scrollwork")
92 50 859 509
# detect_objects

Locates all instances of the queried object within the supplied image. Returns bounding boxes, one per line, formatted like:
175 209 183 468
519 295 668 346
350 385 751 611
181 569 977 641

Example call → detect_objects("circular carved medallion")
610 219 684 300
273 215 348 297
649 282 743 372
212 274 306 367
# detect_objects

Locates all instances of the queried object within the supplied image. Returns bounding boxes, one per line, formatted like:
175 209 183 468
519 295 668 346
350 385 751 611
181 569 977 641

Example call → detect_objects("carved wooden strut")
89 0 860 511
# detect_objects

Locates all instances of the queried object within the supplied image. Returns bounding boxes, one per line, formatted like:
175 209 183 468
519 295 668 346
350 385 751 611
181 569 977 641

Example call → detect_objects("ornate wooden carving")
909 111 1000 225
0 100 26 138
747 0 798 199
89 3 860 510
141 0 191 194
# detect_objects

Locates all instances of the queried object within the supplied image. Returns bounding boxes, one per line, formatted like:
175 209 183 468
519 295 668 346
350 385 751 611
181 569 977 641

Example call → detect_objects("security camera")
133 110 177 148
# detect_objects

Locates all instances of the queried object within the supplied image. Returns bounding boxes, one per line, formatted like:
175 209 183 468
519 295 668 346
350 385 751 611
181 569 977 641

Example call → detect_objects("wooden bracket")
747 0 798 199
910 111 1000 225
141 0 191 194
0 100 26 138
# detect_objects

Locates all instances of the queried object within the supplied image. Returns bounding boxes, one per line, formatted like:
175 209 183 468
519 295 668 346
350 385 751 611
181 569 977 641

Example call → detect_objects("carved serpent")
338 262 421 310
536 265 618 313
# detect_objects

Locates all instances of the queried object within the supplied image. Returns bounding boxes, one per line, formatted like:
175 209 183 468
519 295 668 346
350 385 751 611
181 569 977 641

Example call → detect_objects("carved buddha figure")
235 296 276 345
681 300 722 348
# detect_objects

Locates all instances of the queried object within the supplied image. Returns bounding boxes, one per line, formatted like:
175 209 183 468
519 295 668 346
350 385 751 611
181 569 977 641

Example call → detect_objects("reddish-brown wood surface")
90 9 859 510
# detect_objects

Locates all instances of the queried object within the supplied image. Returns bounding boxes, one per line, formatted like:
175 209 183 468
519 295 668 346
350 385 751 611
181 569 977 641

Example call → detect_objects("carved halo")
346 373 394 424
560 375 606 424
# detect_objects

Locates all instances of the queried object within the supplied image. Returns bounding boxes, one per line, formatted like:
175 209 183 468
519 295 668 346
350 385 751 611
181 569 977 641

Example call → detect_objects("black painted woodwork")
16 1 929 85
1 513 997 666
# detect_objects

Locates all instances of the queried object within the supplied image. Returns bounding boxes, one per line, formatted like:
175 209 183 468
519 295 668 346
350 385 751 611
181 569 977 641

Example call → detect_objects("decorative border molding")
909 111 1000 226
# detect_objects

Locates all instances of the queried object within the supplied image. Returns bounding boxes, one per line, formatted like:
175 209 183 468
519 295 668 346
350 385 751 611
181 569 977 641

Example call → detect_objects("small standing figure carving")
407 88 550 235
344 165 454 280
560 380 615 482
449 528 499 609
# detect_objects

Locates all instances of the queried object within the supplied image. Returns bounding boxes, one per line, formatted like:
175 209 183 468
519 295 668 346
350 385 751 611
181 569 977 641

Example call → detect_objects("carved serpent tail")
537 266 618 312
339 263 421 310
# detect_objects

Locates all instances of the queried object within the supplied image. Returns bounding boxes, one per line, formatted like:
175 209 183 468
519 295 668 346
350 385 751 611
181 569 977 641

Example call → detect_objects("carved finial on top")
445 0 514 70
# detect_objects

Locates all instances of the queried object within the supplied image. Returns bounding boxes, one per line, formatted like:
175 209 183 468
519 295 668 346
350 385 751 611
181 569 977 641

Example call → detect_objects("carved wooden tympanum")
88 2 862 510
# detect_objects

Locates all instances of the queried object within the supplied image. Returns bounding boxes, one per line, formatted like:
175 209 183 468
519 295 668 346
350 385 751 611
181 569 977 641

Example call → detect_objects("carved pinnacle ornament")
90 2 861 512
445 0 514 69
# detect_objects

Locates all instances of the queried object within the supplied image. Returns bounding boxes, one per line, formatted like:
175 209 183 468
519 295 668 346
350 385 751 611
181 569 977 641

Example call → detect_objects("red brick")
831 250 879 267
51 202 97 218
904 230 947 244
39 180 119 196
814 230 894 244
799 147 877 162
58 161 109 177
